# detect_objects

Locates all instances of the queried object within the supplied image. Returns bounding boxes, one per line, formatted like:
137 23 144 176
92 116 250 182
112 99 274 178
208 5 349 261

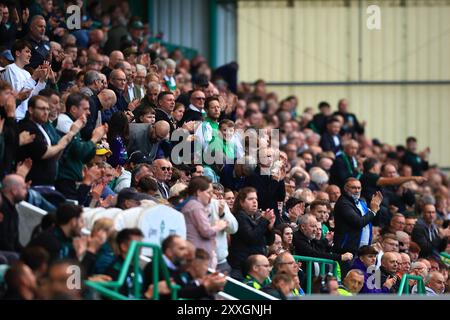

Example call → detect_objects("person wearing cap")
350 245 396 293
93 143 112 166
116 187 151 210
126 20 145 51
280 197 305 229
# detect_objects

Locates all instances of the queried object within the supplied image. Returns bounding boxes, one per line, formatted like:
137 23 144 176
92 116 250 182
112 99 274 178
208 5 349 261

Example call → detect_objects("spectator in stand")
332 178 383 276
279 197 305 229
127 120 169 161
243 254 272 290
337 269 365 296
228 187 275 280
319 117 342 155
379 252 401 293
273 251 305 296
2 261 37 300
106 111 128 168
329 140 361 189
293 214 352 264
181 176 228 268
425 271 446 295
277 224 294 253
28 203 105 276
402 137 429 176
0 174 29 253
351 245 396 294
333 99 365 137
54 93 107 200
17 95 84 186
104 228 144 298
152 159 172 199
310 101 332 135
411 204 449 259
180 89 205 126
2 39 49 120
142 235 226 300
244 147 286 225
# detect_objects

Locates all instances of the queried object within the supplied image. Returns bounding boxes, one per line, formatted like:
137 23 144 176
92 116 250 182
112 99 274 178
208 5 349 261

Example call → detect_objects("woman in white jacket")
208 197 239 273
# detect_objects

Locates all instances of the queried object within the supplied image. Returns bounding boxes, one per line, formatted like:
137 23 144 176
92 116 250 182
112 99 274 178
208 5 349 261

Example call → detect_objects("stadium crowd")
0 0 449 300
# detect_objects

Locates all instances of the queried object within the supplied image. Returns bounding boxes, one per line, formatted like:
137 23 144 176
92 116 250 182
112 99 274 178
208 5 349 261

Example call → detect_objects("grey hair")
84 71 100 86
165 58 176 69
298 214 315 227
346 269 364 277
309 167 329 185
147 81 161 91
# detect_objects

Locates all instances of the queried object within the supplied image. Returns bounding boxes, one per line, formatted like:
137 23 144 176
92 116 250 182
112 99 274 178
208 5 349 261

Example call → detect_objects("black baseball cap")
128 151 152 165
285 197 304 212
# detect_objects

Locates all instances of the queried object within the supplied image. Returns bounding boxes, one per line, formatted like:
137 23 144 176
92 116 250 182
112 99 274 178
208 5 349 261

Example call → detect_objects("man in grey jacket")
127 120 170 162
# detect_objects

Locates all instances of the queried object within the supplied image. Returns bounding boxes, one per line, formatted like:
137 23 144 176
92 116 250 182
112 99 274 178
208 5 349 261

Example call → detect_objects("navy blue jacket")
332 194 376 255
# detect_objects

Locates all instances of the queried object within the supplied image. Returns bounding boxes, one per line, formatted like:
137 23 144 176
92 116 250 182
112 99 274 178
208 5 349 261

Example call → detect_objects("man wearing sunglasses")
179 89 206 126
151 159 173 199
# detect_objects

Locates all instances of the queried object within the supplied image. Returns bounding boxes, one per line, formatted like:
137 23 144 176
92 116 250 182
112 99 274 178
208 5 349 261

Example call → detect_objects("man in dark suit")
310 101 332 135
293 214 353 262
329 139 361 189
320 117 343 155
332 178 383 277
411 204 449 259
155 91 177 134
179 89 205 126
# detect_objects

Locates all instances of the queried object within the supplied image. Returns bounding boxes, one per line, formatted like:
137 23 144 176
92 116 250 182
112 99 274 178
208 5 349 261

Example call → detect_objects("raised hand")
16 88 32 102
370 191 383 212
22 8 30 24
70 114 87 134
19 131 36 146
127 99 141 112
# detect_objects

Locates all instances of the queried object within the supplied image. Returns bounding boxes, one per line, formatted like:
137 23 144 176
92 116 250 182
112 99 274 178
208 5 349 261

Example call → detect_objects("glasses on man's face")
113 78 127 82
160 166 172 171
193 97 205 101
348 186 361 190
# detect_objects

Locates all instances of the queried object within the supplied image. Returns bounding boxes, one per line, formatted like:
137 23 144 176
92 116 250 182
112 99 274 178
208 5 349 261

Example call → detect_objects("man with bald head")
379 252 400 293
102 50 124 79
82 88 118 140
329 139 361 189
425 271 446 295
338 269 365 295
152 159 173 199
0 174 29 252
128 120 170 165
244 254 271 290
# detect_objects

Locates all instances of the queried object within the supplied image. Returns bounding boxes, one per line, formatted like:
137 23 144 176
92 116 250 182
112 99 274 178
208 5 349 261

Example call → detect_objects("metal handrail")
293 255 339 294
397 274 426 296
84 241 180 300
